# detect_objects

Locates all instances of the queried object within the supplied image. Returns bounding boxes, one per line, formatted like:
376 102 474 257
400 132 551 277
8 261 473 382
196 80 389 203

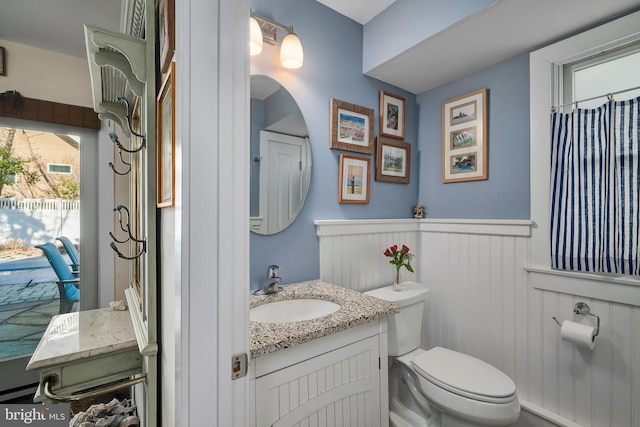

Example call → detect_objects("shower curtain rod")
551 84 640 112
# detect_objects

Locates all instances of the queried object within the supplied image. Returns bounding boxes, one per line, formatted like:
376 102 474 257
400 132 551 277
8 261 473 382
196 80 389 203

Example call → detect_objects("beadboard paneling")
317 219 640 426
315 220 419 292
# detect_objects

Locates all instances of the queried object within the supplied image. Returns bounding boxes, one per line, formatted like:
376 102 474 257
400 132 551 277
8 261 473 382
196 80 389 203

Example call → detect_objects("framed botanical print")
338 154 370 204
375 137 410 184
330 98 374 155
442 88 488 183
380 90 405 139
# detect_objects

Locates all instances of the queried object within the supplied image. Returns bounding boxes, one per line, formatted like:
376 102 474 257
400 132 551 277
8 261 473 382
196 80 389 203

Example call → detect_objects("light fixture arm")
251 11 294 45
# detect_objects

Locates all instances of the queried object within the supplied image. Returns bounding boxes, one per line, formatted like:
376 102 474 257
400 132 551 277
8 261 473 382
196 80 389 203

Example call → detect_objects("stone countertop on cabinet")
26 307 137 371
250 280 399 359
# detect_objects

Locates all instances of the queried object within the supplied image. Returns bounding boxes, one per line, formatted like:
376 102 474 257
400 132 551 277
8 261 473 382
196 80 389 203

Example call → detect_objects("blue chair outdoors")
36 242 80 314
56 236 80 273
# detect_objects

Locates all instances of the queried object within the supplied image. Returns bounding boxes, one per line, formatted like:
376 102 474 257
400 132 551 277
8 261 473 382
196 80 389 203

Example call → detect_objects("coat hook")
116 95 146 139
108 145 132 175
109 131 146 154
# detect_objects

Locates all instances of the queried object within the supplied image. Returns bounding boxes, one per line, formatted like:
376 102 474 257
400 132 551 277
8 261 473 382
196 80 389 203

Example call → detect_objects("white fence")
0 198 80 246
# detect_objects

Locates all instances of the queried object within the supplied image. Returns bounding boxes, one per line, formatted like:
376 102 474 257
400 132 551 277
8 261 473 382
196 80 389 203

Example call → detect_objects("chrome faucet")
254 265 282 295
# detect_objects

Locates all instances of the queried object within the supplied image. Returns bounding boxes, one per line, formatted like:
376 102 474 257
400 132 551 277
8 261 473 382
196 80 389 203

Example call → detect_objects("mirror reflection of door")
259 131 308 234
250 75 311 235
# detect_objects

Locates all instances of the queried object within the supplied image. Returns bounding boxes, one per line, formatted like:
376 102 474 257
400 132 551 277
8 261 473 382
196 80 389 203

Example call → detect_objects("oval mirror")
250 75 311 235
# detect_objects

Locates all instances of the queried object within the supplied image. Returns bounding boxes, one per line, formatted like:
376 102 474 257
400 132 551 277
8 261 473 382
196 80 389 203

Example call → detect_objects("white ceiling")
315 0 396 24
1 0 639 94
0 0 121 58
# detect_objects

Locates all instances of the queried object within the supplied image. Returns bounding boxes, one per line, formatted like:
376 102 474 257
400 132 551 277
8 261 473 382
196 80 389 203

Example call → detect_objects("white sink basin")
250 298 341 323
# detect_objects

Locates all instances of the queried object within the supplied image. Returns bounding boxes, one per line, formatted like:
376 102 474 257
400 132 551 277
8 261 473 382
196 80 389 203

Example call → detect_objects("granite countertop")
250 280 399 359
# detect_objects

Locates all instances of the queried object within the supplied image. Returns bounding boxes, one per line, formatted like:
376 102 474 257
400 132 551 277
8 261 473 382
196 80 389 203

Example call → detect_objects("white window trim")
529 11 640 296
47 163 73 174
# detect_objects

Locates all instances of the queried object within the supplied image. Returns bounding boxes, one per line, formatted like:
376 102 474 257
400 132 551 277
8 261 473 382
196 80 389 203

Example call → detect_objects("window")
47 163 72 174
529 11 640 296
563 43 640 110
4 172 16 183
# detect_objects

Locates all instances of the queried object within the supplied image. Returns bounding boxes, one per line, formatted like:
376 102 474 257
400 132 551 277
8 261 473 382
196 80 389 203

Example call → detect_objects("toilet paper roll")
561 320 597 350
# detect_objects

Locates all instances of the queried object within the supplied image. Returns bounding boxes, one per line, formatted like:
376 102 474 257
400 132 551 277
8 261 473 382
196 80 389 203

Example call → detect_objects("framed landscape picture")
338 154 370 204
330 98 374 155
375 137 410 184
380 90 405 139
442 88 488 183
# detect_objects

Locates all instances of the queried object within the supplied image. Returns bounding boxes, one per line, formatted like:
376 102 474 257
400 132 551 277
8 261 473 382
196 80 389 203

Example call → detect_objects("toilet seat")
411 347 517 404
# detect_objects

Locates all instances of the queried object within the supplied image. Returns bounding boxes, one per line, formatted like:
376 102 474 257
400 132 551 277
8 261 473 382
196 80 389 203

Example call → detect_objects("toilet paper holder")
552 302 600 337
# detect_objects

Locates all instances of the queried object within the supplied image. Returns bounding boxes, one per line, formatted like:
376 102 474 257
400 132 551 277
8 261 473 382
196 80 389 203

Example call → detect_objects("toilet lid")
412 347 516 403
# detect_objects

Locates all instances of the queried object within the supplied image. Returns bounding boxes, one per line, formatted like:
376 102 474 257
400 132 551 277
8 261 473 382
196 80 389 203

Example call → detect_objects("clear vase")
393 268 402 291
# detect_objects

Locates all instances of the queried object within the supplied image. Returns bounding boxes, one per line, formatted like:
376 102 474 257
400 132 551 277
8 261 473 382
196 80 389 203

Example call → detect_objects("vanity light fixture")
250 11 303 69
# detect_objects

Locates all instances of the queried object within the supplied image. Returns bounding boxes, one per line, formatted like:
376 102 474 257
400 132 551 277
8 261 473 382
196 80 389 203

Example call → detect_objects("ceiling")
0 0 121 58
1 0 638 94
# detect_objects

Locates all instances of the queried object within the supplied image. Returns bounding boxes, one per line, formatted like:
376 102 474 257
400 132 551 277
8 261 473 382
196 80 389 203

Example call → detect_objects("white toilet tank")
365 282 429 356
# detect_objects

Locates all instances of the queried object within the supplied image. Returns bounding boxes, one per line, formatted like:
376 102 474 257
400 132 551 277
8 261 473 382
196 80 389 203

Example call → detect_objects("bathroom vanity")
249 281 398 427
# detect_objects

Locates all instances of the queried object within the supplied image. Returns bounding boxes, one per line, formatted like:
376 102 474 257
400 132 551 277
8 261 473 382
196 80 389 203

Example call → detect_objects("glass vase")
393 268 402 291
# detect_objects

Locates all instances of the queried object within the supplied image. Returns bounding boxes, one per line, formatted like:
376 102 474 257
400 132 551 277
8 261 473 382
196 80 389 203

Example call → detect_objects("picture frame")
157 62 176 207
158 0 175 74
0 47 6 76
338 154 370 204
330 98 374 155
375 137 411 184
380 90 405 139
442 88 488 183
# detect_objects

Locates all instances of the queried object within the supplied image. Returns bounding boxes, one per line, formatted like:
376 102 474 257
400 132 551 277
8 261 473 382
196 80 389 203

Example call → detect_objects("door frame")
0 117 101 398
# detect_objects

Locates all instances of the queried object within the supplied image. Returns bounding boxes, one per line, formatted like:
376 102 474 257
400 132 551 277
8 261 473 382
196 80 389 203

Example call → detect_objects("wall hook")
108 146 132 175
109 204 147 260
109 131 146 154
116 95 147 139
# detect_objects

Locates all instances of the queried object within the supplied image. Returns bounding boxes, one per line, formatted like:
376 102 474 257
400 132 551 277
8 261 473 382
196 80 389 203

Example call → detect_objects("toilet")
365 282 520 427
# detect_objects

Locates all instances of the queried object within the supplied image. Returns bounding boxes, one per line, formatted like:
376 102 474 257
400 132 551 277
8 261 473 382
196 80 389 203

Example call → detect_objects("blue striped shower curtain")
550 97 640 275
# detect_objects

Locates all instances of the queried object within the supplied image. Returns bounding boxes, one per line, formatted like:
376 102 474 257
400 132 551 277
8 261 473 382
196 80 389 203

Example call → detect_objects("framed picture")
375 137 411 184
380 90 405 139
330 98 374 155
442 88 487 183
158 0 175 74
338 154 370 204
157 62 176 207
0 47 6 76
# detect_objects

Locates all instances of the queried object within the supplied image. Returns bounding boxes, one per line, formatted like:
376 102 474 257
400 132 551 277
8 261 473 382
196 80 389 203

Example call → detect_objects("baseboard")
513 400 583 427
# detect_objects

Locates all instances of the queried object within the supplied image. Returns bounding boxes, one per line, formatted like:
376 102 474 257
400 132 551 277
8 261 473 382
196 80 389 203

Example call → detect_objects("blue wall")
249 0 532 289
250 0 419 289
416 53 531 219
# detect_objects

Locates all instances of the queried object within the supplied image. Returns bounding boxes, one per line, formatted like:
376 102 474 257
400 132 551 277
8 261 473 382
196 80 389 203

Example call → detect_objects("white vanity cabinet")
250 320 389 427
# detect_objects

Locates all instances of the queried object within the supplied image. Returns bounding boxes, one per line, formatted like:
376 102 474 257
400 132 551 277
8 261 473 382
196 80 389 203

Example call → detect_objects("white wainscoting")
315 219 420 292
316 218 640 427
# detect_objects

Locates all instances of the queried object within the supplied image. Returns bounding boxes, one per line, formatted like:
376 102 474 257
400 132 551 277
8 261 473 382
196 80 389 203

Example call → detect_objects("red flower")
383 244 415 275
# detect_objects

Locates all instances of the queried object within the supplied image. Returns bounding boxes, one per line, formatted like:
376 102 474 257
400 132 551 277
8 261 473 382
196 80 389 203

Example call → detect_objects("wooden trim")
0 95 100 130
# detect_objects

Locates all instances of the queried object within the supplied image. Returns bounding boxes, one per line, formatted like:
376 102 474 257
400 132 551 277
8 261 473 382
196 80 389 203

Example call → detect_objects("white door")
259 131 307 234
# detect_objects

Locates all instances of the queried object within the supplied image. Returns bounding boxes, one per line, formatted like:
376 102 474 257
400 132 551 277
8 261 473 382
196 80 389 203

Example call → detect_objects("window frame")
47 163 73 174
562 41 640 111
528 10 640 302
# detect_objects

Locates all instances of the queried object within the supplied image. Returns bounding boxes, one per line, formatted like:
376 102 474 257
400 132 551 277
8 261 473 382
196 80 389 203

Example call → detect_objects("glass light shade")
249 17 263 56
280 32 303 69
